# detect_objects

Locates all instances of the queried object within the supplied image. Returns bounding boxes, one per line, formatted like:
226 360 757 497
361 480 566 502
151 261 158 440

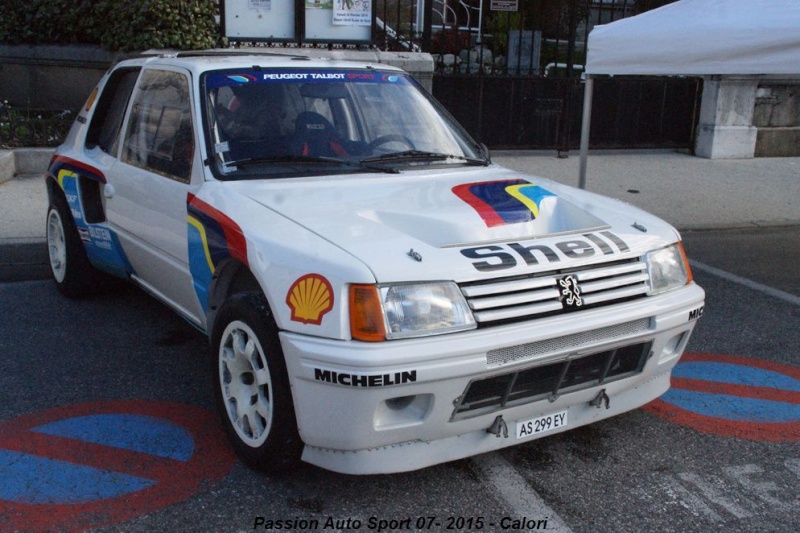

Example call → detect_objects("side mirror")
479 142 491 163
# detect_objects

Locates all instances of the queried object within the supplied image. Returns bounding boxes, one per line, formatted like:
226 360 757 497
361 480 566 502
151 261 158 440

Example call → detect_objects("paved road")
683 226 800 297
1 226 797 532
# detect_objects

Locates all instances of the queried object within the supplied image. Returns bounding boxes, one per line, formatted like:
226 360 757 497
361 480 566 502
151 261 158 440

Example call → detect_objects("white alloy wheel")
211 292 302 472
219 320 274 447
45 196 104 298
47 207 68 283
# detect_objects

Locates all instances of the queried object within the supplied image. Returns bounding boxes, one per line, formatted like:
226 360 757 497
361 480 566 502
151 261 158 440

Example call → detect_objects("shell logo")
286 274 334 325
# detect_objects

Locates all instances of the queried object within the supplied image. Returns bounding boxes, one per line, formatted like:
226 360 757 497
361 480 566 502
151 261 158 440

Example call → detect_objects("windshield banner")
204 70 406 89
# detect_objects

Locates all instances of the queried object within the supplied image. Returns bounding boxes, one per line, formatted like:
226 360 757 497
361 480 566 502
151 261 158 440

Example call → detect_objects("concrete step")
0 173 49 244
0 148 54 184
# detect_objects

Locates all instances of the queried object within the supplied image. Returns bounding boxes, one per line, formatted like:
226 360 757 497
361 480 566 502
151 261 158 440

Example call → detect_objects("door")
104 67 205 326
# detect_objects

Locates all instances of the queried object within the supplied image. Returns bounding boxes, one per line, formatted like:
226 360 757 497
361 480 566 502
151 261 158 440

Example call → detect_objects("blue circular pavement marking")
645 352 800 442
0 449 155 505
32 414 195 461
0 400 236 532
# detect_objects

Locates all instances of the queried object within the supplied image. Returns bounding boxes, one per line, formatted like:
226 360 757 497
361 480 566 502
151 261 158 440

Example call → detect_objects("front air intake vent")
452 342 652 420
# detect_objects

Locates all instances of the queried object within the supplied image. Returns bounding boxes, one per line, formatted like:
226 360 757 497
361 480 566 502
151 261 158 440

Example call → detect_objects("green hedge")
0 0 220 51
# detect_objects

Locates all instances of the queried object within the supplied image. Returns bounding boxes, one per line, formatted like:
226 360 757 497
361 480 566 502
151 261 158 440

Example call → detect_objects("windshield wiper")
225 155 399 174
359 150 489 166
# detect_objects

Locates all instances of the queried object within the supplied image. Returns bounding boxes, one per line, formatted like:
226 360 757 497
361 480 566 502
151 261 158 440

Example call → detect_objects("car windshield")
202 68 486 179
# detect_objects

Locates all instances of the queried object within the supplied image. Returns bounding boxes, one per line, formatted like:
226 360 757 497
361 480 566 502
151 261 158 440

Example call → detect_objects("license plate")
516 410 568 439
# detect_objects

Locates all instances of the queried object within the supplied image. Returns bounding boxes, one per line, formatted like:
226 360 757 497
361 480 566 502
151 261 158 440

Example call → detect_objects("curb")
0 150 14 185
0 147 54 184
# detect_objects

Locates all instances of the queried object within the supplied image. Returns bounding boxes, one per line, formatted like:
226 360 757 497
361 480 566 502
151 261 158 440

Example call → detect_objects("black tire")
210 292 302 472
46 193 100 298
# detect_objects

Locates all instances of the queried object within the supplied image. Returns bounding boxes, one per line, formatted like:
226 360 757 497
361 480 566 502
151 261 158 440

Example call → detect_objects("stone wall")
754 82 800 157
0 45 122 111
695 75 800 159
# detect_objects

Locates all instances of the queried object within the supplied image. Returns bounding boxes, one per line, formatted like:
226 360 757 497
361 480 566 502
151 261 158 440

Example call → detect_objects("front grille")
460 259 650 326
452 342 652 419
486 317 652 367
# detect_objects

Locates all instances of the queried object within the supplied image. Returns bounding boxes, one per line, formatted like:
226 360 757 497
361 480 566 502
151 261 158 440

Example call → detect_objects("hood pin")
407 249 423 262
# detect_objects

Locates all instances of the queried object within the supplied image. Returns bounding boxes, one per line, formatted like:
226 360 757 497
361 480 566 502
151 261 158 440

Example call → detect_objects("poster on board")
333 0 372 26
223 0 372 43
223 0 295 41
304 0 372 42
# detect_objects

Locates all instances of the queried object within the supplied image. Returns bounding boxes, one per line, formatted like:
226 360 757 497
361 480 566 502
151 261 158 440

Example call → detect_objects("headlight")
350 282 476 341
646 243 692 295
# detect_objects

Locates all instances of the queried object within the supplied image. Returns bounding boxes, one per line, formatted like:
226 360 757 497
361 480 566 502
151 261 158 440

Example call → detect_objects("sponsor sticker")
313 368 417 388
286 274 334 325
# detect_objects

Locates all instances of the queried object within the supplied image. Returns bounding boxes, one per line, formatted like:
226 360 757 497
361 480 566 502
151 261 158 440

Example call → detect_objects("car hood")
227 166 679 282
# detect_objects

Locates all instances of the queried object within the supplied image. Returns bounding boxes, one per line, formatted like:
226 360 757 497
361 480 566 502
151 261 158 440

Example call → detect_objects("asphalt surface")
1 232 798 532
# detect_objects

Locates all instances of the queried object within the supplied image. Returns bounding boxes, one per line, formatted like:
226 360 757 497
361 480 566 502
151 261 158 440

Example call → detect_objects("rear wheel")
211 292 302 472
46 195 98 298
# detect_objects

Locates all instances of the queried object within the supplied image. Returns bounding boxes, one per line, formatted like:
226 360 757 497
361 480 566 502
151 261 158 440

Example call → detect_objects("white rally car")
46 52 704 474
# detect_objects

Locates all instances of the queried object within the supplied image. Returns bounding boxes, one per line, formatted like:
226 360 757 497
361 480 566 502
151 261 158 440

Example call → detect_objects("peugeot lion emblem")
559 275 583 308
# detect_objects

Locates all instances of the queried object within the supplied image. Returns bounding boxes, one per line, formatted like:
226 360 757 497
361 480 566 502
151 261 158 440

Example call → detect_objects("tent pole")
578 76 593 189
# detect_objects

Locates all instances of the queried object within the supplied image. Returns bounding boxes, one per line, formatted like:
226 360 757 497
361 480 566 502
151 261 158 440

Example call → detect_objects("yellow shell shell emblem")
286 274 334 325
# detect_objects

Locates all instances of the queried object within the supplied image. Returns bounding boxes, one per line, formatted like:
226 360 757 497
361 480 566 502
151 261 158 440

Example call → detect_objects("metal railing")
374 0 638 77
373 1 700 152
0 102 73 148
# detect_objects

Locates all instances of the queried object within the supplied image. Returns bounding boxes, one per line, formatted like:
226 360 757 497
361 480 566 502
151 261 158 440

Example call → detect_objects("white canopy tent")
578 0 800 187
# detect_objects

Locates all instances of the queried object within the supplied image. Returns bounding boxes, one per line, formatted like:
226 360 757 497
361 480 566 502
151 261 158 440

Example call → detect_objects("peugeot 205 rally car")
46 51 704 474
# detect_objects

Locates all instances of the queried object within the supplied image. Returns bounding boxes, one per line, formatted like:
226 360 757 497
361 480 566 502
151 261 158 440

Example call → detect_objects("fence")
375 0 700 151
375 0 638 75
0 102 74 148
434 75 700 150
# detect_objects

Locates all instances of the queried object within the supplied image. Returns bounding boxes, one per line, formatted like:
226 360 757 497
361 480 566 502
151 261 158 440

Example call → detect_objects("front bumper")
280 282 705 474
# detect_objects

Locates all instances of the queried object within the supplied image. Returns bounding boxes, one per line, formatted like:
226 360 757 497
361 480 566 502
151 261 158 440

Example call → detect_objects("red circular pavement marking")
644 352 800 442
0 400 236 532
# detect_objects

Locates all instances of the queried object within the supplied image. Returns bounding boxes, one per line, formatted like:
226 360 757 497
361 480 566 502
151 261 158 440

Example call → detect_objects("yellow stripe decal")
187 215 215 274
505 184 540 218
57 169 77 190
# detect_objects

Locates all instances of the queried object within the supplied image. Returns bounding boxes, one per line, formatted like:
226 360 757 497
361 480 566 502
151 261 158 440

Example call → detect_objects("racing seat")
290 111 349 158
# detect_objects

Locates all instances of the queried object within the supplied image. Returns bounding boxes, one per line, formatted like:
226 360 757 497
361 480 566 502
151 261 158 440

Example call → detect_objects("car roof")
113 50 407 76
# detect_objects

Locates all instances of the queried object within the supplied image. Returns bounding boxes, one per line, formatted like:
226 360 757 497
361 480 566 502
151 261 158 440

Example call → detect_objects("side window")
122 69 195 182
85 67 141 155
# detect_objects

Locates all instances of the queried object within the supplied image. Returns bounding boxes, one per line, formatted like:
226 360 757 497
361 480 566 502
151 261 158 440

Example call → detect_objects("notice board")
222 0 373 44
222 0 297 41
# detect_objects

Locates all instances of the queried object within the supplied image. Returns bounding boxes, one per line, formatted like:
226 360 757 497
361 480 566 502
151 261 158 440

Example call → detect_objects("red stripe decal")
452 182 506 227
51 155 107 183
187 194 248 267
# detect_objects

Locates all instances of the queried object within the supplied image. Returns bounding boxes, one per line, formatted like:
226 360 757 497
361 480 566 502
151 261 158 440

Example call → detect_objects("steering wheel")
366 134 415 153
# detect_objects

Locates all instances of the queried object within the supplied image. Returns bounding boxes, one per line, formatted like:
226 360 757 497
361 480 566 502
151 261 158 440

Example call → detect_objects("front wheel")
211 293 302 472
